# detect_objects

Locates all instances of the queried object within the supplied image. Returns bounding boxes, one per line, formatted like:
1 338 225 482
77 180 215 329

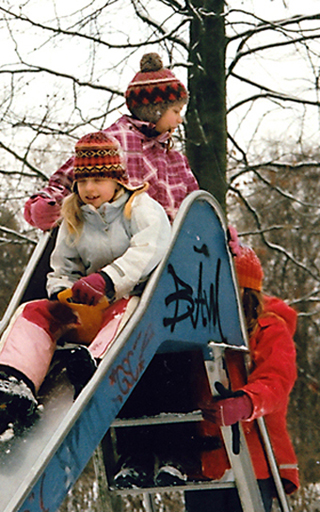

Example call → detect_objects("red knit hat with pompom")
125 53 188 124
234 246 264 292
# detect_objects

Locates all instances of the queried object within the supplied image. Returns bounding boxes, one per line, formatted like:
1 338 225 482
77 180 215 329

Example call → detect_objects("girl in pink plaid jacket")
24 53 199 230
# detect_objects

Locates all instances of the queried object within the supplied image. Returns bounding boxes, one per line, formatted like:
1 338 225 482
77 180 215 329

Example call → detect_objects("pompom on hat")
73 131 144 192
234 245 264 292
125 52 188 124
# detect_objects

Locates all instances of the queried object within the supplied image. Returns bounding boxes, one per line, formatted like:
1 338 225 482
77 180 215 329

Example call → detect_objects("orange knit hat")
234 246 264 292
73 131 147 194
74 132 127 183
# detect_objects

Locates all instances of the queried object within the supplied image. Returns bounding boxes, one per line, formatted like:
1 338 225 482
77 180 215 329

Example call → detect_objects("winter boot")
113 453 155 489
0 367 38 434
62 345 97 399
154 457 188 486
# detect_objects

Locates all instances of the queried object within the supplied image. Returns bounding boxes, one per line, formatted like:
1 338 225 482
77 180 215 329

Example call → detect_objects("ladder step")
111 410 203 427
112 480 236 495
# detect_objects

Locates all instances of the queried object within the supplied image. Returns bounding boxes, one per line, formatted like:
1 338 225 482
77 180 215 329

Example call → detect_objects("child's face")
155 104 185 134
77 177 119 208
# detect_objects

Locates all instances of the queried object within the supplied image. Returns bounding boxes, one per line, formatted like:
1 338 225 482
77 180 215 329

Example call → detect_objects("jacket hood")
124 115 171 143
263 295 297 336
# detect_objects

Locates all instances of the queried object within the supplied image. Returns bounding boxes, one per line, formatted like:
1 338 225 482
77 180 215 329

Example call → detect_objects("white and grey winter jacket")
47 191 171 300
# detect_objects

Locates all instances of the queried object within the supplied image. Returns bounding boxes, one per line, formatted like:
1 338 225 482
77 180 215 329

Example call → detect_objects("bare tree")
227 143 320 510
1 0 320 509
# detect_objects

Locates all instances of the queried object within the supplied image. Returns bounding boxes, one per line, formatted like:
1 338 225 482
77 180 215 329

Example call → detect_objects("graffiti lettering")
40 473 49 512
109 324 154 403
163 256 225 341
193 243 210 257
23 475 48 512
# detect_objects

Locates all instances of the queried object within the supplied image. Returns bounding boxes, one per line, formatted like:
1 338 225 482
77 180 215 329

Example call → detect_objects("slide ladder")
0 191 290 512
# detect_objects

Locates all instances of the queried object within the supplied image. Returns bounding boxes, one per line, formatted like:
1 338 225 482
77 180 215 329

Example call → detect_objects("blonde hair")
242 288 264 335
61 192 84 239
61 182 149 241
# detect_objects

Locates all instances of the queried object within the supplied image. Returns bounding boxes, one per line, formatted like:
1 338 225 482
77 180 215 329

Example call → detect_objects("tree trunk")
186 0 227 211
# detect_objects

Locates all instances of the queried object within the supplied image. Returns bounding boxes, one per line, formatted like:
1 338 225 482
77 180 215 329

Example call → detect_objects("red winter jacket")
24 115 199 224
199 295 299 494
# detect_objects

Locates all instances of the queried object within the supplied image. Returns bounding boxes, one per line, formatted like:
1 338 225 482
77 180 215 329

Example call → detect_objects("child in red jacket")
24 53 199 229
185 243 299 512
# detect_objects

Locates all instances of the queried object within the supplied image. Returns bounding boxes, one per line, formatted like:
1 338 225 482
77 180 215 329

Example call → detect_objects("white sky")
224 0 320 152
1 0 320 162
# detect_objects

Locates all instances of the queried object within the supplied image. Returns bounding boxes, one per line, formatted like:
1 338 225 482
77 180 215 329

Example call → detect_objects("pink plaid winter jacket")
24 115 199 224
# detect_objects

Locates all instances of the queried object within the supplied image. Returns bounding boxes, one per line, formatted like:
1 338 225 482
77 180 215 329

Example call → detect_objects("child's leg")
89 296 139 359
0 299 76 394
64 297 139 399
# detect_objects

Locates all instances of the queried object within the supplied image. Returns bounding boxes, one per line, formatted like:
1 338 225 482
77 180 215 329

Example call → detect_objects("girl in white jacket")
0 132 171 433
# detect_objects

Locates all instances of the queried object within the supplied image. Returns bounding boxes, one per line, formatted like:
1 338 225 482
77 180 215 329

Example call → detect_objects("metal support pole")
143 492 157 512
257 417 292 512
221 425 265 512
205 348 265 512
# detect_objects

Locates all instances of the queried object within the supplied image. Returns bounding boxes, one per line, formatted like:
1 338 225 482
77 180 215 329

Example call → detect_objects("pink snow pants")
0 298 132 393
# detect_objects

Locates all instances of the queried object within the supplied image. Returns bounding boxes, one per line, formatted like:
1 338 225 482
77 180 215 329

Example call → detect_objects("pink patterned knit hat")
125 53 188 124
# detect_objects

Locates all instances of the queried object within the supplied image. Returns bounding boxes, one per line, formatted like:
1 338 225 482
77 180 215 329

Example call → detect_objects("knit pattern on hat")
74 132 128 184
235 246 264 292
125 53 188 123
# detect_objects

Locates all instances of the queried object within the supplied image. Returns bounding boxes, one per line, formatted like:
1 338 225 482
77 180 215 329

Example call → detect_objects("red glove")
24 196 61 231
72 273 107 306
227 225 242 257
201 387 253 427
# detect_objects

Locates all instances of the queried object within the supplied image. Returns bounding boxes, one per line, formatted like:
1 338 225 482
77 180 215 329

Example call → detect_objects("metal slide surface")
0 190 248 512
